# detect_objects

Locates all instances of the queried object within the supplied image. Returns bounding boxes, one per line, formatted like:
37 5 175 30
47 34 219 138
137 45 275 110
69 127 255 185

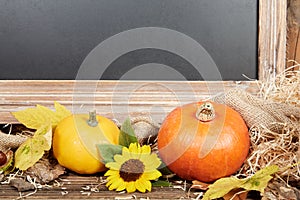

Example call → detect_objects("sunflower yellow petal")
126 181 136 193
129 143 140 159
129 143 138 153
139 154 150 163
141 145 151 154
106 179 114 188
144 155 161 170
114 154 127 164
122 146 131 159
144 180 152 192
104 169 119 176
137 143 142 154
131 153 139 159
135 176 152 192
142 170 162 180
135 179 146 193
150 153 161 166
109 177 123 190
106 173 119 183
105 162 121 170
140 155 161 171
116 180 126 191
106 174 119 181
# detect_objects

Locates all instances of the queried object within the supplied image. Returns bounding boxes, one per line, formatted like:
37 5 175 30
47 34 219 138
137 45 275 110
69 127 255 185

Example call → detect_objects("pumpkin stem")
196 102 215 122
87 110 98 127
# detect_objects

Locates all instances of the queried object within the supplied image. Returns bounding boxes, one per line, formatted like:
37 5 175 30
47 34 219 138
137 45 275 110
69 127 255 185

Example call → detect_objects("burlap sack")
131 116 159 146
212 88 300 132
0 131 27 152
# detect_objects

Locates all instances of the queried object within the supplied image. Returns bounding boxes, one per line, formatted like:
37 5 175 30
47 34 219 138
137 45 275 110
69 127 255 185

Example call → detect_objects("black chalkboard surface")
0 0 257 80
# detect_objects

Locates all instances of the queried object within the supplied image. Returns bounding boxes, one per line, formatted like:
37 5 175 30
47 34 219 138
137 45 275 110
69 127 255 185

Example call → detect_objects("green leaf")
12 102 71 129
118 118 138 147
152 180 172 187
203 165 279 200
14 124 52 170
97 144 123 164
203 177 246 200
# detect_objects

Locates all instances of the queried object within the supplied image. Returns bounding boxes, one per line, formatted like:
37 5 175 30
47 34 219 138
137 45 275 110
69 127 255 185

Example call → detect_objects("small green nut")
0 150 14 173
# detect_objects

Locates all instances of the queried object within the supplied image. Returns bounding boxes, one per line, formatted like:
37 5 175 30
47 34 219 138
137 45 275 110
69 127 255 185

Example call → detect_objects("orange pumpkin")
157 101 250 182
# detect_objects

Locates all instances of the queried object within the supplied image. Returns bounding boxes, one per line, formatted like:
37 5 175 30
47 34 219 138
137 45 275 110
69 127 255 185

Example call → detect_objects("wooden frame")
0 1 289 199
259 0 287 80
287 0 300 69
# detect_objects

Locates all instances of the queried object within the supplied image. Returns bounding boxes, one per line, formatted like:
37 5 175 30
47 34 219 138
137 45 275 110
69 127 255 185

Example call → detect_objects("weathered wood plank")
287 0 300 69
0 80 258 124
259 0 287 80
287 0 300 70
0 173 192 199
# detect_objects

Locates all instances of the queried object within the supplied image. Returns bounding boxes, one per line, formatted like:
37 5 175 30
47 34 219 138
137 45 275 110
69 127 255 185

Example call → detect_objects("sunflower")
104 143 162 193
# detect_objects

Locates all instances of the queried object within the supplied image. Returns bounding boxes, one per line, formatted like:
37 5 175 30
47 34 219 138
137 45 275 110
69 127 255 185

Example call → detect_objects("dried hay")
240 65 300 188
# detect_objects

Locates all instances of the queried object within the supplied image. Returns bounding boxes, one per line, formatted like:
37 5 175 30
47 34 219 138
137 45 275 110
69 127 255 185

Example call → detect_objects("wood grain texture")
0 173 192 199
0 80 258 124
259 0 287 80
287 25 300 70
287 0 300 70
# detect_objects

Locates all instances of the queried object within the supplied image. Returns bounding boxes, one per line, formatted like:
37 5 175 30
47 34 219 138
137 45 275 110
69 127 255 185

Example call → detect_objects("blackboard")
0 0 258 80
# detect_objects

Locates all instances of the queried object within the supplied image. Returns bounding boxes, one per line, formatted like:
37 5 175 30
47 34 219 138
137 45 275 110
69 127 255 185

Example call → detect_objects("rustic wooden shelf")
1 173 194 199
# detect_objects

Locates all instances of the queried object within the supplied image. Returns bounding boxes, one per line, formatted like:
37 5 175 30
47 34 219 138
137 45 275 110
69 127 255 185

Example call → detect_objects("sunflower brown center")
119 159 145 182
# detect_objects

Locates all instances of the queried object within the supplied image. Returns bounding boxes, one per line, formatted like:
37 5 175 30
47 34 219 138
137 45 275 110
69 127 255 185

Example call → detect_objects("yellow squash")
53 112 119 174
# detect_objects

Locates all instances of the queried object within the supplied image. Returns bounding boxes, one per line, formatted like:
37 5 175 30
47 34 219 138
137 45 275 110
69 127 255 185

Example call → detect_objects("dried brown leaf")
25 158 65 184
9 178 35 192
191 180 210 190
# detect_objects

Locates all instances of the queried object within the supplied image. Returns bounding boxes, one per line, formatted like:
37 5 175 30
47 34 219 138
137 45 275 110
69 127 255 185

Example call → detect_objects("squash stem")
196 102 215 122
87 110 98 127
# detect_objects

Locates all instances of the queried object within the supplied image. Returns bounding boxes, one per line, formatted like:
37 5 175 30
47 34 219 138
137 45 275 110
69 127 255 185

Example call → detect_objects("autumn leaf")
14 123 52 170
34 123 53 150
12 101 71 129
12 102 72 170
53 101 72 126
191 180 210 190
242 165 279 193
203 177 246 200
203 165 279 200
